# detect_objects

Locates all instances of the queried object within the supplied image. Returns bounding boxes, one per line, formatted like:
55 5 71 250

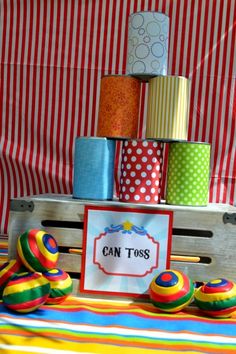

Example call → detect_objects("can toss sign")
94 221 159 277
81 206 173 297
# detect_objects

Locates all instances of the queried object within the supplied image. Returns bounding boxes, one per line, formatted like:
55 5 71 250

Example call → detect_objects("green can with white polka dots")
166 142 211 206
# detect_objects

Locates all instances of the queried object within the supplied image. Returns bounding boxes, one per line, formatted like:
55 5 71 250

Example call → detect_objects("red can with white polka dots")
119 140 163 204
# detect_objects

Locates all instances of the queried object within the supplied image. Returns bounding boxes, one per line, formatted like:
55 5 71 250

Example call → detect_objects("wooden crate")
8 194 236 297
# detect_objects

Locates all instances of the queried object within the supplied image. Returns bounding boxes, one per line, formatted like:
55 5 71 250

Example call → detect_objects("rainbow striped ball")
0 259 26 297
194 278 236 317
2 272 51 313
43 268 73 304
149 269 195 312
17 229 59 272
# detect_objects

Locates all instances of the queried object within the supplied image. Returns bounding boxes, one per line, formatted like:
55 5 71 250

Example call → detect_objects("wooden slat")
58 253 81 273
44 228 83 248
171 235 233 256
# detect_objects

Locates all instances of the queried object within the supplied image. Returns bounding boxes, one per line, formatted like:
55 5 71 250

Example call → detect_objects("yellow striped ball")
17 229 59 272
149 269 194 312
194 278 236 317
2 272 51 313
43 268 73 304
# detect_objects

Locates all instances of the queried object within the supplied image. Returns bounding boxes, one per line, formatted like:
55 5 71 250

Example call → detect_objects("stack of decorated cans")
73 11 211 207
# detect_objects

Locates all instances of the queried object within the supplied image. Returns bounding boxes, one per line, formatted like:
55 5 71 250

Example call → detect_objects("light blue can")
73 137 116 200
126 11 169 80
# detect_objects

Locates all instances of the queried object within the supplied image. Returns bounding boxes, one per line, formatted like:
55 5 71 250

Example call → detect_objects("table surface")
0 296 235 354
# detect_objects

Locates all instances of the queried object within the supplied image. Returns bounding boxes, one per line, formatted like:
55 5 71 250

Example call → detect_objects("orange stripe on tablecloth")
0 329 35 337
0 242 8 249
21 331 236 354
38 301 236 325
1 308 236 338
0 328 86 343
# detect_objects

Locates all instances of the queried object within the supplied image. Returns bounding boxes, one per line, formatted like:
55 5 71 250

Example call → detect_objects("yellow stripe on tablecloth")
52 297 236 319
0 256 8 264
0 239 8 266
0 335 208 354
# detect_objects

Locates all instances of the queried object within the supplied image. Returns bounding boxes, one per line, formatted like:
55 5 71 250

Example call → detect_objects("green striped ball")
2 272 51 313
43 268 73 304
194 278 236 317
149 270 195 312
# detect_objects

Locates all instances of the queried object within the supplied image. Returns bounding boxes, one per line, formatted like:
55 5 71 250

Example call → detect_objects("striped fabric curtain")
0 0 236 235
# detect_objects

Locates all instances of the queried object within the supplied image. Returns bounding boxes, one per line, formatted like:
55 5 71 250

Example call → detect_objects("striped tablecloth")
0 296 235 353
0 238 8 266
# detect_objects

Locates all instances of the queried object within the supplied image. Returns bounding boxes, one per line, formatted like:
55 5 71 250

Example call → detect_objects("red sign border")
80 205 173 298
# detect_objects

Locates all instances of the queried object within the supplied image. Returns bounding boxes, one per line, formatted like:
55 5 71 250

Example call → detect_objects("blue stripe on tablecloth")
0 302 235 337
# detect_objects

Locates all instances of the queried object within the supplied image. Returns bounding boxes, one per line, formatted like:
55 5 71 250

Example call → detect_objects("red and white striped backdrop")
0 0 236 235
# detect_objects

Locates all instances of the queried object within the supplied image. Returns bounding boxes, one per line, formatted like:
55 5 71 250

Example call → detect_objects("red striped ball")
2 272 51 313
149 269 195 312
17 229 59 272
0 259 26 297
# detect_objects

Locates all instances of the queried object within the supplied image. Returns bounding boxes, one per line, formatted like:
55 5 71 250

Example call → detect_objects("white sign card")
80 205 173 297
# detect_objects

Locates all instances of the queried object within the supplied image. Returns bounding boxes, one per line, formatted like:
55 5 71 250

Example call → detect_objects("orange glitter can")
97 75 141 139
